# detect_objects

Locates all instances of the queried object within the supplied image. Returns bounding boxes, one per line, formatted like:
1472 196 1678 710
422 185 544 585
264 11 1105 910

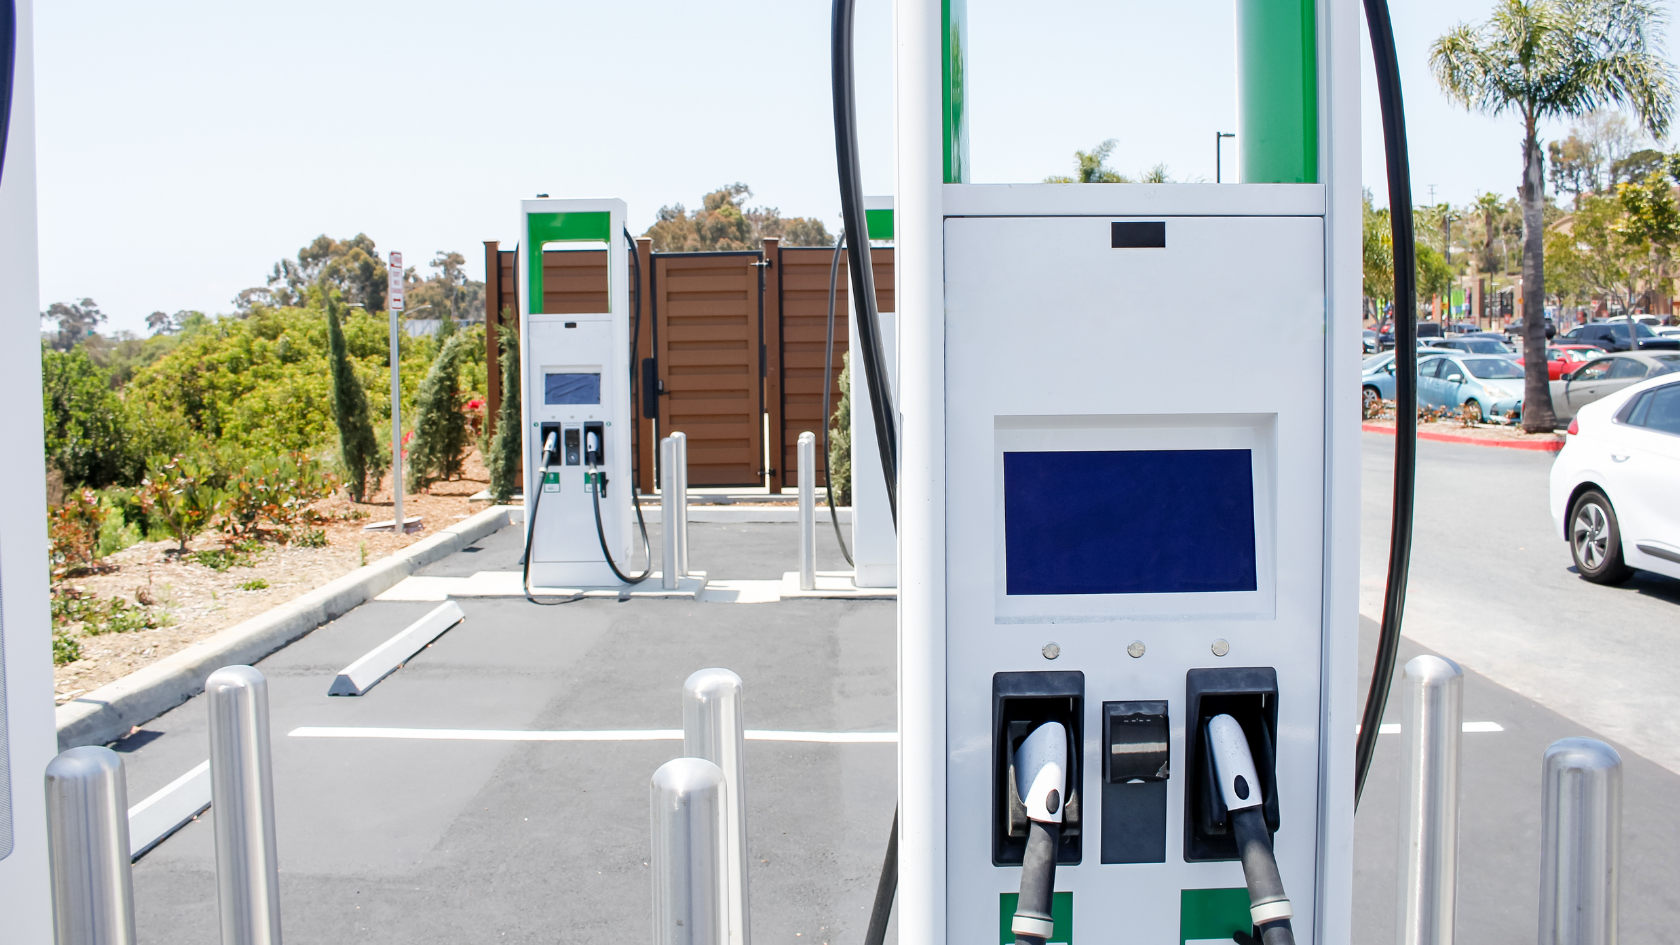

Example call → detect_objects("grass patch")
52 590 168 637
289 527 328 548
238 578 269 591
53 629 82 665
189 539 264 572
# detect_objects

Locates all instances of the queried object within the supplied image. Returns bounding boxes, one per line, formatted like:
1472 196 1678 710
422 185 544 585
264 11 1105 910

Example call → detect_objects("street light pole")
1215 132 1236 183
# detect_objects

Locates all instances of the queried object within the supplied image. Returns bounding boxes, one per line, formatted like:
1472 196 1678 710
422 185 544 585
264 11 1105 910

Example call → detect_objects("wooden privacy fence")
482 238 893 494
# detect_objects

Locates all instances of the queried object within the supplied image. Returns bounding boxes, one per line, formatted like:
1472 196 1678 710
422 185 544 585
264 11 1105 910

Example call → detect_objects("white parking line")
287 726 898 743
1359 721 1505 735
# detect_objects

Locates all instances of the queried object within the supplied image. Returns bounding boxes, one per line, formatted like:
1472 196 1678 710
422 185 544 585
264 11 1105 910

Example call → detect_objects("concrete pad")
696 579 785 604
779 571 897 600
328 601 466 696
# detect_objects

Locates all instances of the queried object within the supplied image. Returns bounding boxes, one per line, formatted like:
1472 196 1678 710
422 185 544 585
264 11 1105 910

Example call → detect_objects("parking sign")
388 251 403 310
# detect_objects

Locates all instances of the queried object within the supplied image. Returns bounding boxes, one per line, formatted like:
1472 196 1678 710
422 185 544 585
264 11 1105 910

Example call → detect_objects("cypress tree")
487 311 522 502
406 332 471 492
327 296 383 501
828 351 852 507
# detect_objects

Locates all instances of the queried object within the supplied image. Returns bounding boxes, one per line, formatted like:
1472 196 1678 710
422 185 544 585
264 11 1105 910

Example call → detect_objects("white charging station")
0 0 62 934
849 195 897 589
891 1 1361 943
518 198 637 587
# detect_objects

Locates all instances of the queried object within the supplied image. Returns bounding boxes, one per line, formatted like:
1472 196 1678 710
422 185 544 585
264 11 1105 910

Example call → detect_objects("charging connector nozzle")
1011 721 1067 945
1208 714 1295 945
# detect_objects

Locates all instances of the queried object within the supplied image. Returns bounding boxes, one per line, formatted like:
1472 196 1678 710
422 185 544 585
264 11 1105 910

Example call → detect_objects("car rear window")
1625 383 1680 435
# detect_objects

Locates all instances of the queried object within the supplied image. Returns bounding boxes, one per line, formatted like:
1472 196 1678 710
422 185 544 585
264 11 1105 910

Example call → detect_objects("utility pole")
389 251 405 534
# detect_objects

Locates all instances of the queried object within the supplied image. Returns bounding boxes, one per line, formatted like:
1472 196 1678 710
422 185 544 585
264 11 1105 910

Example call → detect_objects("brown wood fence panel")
634 238 655 495
771 245 893 492
654 252 764 487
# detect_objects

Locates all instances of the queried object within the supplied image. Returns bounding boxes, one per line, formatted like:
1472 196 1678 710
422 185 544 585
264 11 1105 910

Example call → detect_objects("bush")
139 455 226 552
488 315 522 502
326 296 385 501
407 332 472 492
52 588 168 636
42 348 169 488
53 629 82 665
829 352 852 508
96 494 144 557
221 452 336 537
188 539 263 572
48 489 107 576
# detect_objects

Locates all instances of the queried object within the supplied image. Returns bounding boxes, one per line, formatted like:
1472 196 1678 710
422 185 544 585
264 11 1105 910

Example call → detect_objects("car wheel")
1462 399 1483 423
1570 490 1634 585
1362 386 1382 418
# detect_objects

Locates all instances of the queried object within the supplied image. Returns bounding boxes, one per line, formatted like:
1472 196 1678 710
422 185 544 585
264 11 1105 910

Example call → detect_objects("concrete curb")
55 505 518 750
1361 422 1565 452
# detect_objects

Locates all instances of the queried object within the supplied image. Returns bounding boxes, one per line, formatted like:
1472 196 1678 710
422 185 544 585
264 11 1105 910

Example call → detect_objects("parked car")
1363 329 1378 353
1516 344 1606 380
1362 354 1524 421
1378 321 1446 351
1508 318 1557 340
1558 321 1680 352
1656 326 1680 341
1550 373 1680 583
1547 352 1680 422
1429 336 1516 356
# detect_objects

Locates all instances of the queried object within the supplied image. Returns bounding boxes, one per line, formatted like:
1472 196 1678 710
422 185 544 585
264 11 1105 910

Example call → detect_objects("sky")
30 0 1680 336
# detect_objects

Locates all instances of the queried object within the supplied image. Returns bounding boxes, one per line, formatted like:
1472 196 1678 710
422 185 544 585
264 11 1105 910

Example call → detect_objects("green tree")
406 251 486 323
488 313 522 503
1044 140 1131 183
237 234 389 312
406 332 473 492
645 184 834 251
1431 0 1675 431
42 349 148 489
1417 244 1456 304
42 298 107 351
326 294 384 501
1363 192 1394 317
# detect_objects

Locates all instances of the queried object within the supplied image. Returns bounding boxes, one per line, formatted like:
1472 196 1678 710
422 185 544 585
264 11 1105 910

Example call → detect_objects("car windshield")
1464 358 1524 379
1462 339 1510 353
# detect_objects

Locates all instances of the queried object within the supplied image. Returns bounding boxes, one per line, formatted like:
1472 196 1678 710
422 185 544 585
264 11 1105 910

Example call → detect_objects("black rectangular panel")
1111 221 1166 248
1101 700 1169 864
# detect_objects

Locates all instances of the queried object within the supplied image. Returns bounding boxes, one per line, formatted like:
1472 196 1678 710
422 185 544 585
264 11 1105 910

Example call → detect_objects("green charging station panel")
1179 888 1252 944
998 893 1073 944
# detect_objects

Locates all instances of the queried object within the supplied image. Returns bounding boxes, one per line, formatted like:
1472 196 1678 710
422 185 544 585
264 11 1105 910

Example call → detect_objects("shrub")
488 315 522 502
188 539 262 572
407 332 473 492
42 349 163 488
53 629 82 665
222 452 336 537
327 296 384 501
51 588 167 636
288 526 328 548
238 578 269 591
139 455 226 552
828 352 852 508
95 493 144 557
48 489 107 575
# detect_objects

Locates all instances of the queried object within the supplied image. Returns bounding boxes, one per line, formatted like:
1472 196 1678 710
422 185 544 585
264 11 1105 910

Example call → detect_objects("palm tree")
1044 140 1131 183
1431 0 1674 432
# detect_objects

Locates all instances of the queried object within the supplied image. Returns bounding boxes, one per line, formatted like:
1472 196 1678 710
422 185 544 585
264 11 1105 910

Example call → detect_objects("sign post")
389 251 404 534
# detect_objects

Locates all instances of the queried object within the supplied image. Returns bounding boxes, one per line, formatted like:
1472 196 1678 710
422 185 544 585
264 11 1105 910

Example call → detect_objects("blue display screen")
544 373 600 405
1003 449 1257 595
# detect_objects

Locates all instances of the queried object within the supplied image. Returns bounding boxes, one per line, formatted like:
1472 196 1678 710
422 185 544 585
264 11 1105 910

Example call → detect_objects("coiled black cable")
1356 0 1418 807
1 0 15 187
823 237 854 567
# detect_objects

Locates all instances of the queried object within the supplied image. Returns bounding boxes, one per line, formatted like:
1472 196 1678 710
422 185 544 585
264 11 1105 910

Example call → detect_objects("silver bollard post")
207 666 283 945
662 436 679 590
797 431 815 591
684 669 751 945
651 757 728 945
672 430 690 578
1540 737 1622 945
45 746 137 945
1395 655 1463 945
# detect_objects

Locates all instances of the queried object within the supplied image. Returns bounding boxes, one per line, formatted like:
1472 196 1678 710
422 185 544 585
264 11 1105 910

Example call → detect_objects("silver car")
1547 352 1680 422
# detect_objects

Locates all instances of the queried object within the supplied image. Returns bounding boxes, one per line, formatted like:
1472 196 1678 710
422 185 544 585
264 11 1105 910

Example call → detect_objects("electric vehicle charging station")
849 195 896 588
517 198 641 588
0 0 61 934
888 1 1362 942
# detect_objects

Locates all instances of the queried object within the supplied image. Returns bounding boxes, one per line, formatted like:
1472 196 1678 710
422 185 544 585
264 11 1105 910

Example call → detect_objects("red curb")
1362 422 1565 452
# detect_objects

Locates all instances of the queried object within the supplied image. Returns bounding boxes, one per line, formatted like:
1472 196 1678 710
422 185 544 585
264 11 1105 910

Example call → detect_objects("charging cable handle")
1011 722 1067 945
1208 715 1295 945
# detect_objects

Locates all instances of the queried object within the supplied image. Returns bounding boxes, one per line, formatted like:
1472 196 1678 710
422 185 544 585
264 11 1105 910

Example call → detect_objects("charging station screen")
1003 449 1257 595
544 372 600 405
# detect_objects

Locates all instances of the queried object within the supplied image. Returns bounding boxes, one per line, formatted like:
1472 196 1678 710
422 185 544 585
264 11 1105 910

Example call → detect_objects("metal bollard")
1539 738 1622 945
651 757 728 945
684 669 751 945
207 665 283 945
1395 655 1462 945
45 746 137 945
672 430 690 578
797 431 815 590
662 436 679 590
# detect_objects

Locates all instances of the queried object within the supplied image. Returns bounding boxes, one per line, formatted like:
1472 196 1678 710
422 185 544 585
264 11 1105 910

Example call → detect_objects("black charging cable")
587 429 652 585
0 0 15 187
1356 0 1418 807
521 433 581 606
823 237 854 567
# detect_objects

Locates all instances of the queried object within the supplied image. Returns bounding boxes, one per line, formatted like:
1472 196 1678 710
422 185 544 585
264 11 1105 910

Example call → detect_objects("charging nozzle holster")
1186 667 1280 862
993 672 1082 866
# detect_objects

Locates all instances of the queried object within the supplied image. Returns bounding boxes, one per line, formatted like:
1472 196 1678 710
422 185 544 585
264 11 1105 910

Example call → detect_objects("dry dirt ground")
52 452 501 705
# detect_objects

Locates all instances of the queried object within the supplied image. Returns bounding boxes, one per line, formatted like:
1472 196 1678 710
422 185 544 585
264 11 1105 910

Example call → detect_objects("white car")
1550 373 1680 583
